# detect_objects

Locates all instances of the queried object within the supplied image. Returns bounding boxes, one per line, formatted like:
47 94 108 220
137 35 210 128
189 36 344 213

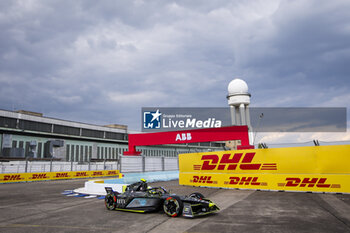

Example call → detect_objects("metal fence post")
88 160 91 171
71 160 73 171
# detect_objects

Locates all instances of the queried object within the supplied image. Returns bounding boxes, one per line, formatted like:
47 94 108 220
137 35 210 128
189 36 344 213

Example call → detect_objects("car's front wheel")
105 193 116 210
163 196 183 217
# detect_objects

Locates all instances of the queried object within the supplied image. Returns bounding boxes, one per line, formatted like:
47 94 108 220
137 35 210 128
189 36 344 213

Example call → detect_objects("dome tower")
227 78 253 144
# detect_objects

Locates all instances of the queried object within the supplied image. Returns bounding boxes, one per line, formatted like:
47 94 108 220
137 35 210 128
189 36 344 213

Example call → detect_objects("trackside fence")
1 156 179 174
0 161 119 174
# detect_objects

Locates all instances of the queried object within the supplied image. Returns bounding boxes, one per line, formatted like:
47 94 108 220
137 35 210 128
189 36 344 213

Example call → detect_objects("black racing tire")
105 193 116 210
163 196 183 217
189 192 205 200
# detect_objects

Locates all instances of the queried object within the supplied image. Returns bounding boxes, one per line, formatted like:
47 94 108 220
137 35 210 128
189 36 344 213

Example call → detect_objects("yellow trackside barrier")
0 170 122 183
179 145 350 193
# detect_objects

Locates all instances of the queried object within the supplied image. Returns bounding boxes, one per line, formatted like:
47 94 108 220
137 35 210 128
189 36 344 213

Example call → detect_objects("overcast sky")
1 0 349 143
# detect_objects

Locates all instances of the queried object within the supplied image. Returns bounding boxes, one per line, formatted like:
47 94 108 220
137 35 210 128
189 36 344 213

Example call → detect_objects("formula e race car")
104 179 219 218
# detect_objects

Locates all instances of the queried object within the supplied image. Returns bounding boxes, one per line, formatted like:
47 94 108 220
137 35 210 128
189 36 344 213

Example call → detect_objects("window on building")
71 145 75 161
105 132 125 140
85 145 88 161
25 142 30 157
38 142 42 158
80 145 84 162
89 146 92 161
66 145 70 161
81 129 104 138
53 125 80 136
20 120 52 133
0 116 17 128
75 146 79 162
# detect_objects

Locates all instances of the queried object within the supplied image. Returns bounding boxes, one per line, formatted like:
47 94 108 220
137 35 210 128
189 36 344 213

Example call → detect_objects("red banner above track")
124 125 251 155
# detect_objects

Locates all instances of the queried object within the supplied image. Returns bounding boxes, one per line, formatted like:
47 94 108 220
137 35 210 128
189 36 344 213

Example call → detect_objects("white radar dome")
228 79 248 94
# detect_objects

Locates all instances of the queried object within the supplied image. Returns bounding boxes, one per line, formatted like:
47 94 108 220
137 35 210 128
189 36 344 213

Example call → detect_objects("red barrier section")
124 126 250 155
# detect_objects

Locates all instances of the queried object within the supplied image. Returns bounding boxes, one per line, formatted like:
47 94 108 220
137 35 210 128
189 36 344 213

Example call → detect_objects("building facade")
0 109 223 162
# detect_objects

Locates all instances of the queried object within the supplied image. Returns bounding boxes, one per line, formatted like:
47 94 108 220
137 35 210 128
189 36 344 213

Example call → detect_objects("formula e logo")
143 109 162 129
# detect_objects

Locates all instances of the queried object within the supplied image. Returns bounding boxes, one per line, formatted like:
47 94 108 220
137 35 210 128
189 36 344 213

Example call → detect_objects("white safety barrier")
0 161 119 173
119 156 178 173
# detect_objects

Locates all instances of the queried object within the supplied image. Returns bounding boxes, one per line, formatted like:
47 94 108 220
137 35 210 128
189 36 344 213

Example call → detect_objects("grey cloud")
0 0 349 132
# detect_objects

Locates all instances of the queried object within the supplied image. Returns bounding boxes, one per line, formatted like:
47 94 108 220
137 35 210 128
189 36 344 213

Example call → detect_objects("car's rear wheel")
163 196 183 217
189 192 204 200
105 193 116 210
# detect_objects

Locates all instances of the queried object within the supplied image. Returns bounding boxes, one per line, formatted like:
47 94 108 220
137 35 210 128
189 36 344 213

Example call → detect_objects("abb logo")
279 178 341 188
175 133 192 141
30 174 48 180
76 172 88 177
190 175 217 184
55 172 69 178
92 171 103 176
224 176 267 186
2 175 24 181
107 171 118 175
194 153 276 171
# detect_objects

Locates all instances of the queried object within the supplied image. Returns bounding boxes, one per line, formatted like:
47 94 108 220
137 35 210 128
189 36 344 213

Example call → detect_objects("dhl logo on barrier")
0 170 122 183
29 173 49 180
92 171 104 176
0 174 26 181
225 176 267 186
180 173 346 192
54 172 70 178
75 172 89 177
190 175 217 184
107 170 118 175
193 152 277 171
279 178 341 189
179 145 350 193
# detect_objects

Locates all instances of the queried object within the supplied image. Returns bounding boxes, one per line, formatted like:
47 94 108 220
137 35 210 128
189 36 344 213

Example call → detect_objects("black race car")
104 179 219 218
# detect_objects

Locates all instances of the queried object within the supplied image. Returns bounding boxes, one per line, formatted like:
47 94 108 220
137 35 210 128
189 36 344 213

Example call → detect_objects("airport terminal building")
0 109 223 162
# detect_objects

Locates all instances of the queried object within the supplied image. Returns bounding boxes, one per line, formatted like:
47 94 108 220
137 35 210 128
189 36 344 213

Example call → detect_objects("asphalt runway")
0 179 350 233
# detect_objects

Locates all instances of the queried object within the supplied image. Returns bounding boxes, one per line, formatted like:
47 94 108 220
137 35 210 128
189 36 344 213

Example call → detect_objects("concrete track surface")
0 179 350 233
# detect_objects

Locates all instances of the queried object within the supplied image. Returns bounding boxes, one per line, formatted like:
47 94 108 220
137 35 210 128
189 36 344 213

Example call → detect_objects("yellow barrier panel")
179 145 350 193
0 170 122 183
0 173 29 183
